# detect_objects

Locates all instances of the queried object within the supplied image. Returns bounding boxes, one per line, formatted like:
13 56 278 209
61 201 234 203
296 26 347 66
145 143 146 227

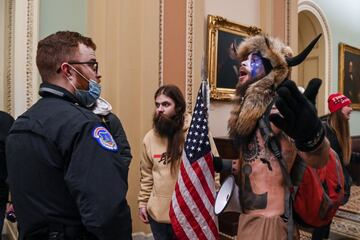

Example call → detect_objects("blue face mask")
67 65 102 107
74 79 101 107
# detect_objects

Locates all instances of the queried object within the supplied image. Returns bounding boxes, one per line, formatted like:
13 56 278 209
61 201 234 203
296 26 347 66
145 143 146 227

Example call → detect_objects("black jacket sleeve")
0 111 14 205
103 113 132 169
64 122 131 240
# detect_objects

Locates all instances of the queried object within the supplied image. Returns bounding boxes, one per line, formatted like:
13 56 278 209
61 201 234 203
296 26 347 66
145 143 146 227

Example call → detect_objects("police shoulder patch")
92 126 118 152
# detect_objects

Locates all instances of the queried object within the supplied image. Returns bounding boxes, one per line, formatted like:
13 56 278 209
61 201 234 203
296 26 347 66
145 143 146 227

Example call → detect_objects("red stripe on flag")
180 161 219 238
192 157 215 205
169 201 189 240
204 152 215 177
174 182 207 239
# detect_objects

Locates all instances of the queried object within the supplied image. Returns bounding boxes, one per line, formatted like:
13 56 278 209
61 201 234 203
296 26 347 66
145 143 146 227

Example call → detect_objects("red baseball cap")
327 93 351 113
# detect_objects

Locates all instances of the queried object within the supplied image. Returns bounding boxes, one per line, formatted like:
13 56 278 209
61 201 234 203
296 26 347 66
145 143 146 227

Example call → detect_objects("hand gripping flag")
169 83 219 240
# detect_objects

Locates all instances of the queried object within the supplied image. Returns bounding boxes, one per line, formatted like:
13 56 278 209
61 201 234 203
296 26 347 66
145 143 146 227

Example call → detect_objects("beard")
153 112 184 138
235 77 258 97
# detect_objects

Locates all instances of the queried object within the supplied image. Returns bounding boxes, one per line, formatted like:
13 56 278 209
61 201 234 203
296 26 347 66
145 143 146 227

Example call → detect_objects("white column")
13 0 28 117
13 0 39 117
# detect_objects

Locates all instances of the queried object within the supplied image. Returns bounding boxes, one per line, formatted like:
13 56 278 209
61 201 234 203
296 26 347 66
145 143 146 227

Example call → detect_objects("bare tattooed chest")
240 133 281 211
243 133 273 171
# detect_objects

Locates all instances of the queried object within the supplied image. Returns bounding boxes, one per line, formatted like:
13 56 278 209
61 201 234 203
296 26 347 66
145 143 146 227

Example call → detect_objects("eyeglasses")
56 61 99 74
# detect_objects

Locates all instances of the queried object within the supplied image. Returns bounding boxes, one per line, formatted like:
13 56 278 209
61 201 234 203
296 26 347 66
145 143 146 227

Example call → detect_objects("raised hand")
269 79 324 152
303 78 322 107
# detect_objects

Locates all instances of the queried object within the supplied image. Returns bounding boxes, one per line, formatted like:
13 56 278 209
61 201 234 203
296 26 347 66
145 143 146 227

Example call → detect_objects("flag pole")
201 54 210 109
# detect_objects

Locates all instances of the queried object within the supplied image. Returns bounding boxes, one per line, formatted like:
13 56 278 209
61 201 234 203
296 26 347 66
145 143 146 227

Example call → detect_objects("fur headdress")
228 34 321 138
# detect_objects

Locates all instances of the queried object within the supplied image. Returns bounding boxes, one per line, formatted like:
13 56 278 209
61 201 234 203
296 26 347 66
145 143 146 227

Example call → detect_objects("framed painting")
207 15 261 100
339 43 360 110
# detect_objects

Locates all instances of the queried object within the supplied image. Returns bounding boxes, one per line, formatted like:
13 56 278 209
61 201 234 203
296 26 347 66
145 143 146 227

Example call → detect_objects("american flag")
169 83 219 240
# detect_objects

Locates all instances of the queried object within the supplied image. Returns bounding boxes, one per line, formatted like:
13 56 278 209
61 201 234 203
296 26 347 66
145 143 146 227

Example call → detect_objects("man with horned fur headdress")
227 34 330 239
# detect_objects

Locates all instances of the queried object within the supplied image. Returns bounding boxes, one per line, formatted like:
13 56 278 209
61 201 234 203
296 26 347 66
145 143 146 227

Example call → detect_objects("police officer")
92 97 132 170
6 31 132 240
0 111 14 230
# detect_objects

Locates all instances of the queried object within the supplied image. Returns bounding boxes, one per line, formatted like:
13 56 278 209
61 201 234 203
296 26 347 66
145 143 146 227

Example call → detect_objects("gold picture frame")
207 15 261 100
339 43 360 110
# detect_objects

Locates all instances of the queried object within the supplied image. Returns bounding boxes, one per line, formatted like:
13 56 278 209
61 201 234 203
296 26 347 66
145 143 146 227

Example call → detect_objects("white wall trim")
2 0 15 113
12 0 39 117
27 0 40 108
298 0 332 111
13 0 28 116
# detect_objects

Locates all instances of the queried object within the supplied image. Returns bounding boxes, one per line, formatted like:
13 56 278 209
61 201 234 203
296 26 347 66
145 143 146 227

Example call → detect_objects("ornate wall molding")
25 0 35 108
185 0 194 113
7 0 39 117
298 0 332 103
158 0 164 86
159 0 193 111
5 0 14 113
285 0 299 53
285 0 290 45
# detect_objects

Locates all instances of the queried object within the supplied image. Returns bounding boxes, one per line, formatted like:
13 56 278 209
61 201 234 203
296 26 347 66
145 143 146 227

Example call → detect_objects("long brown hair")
154 85 186 174
328 110 352 165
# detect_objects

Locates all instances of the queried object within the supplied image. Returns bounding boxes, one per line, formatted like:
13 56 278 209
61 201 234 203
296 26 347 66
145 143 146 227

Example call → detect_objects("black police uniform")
6 83 132 240
0 111 14 230
98 113 132 169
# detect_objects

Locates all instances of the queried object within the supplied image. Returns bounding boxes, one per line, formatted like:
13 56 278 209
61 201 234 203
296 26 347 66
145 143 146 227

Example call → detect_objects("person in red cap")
328 93 352 117
312 93 353 240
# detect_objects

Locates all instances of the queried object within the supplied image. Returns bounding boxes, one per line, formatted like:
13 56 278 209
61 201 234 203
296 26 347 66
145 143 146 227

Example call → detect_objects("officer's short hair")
36 31 96 82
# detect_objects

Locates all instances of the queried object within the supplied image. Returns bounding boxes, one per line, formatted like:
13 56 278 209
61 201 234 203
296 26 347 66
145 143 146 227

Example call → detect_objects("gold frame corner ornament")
338 42 360 110
207 15 261 100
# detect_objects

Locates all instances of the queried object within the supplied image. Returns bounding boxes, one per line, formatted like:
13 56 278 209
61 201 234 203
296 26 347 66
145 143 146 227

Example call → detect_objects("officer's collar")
39 83 78 104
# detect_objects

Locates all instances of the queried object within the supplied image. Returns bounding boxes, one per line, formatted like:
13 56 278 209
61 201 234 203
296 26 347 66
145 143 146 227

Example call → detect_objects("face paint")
250 54 265 79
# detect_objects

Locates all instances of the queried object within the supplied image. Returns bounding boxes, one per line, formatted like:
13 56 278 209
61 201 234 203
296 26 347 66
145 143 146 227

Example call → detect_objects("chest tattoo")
240 133 274 210
241 163 268 210
260 158 273 171
244 134 261 163
244 134 273 170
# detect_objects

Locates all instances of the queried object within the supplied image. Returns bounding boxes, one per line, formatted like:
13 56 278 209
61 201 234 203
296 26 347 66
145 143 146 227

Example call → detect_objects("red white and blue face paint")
238 52 267 85
250 53 265 79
